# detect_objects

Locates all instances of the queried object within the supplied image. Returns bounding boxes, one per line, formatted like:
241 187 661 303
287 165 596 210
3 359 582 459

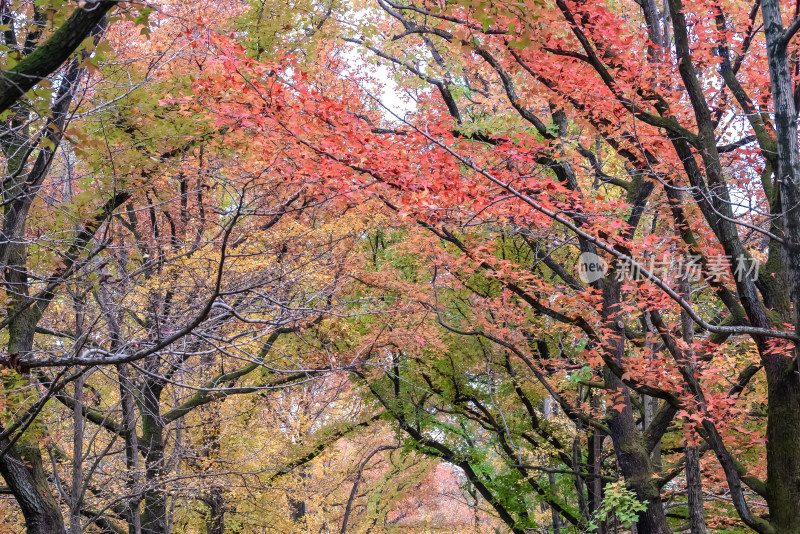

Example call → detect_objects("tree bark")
602 277 671 534
140 369 168 534
203 487 225 534
587 397 606 534
118 363 143 534
685 445 708 534
0 437 67 534
70 373 86 534
759 2 800 531
0 1 116 114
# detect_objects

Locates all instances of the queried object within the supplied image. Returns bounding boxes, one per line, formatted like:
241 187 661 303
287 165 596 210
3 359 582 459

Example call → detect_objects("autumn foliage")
1 0 800 533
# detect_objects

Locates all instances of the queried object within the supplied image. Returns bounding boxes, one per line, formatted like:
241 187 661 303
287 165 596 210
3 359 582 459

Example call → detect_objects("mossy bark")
764 363 800 534
139 370 168 534
759 1 800 531
0 2 116 114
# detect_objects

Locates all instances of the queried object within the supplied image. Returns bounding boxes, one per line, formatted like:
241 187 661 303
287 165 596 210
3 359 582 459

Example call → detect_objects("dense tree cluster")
1 0 800 533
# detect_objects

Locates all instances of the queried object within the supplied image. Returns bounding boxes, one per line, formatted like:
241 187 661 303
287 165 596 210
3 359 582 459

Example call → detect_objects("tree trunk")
199 369 224 534
118 363 143 534
140 371 167 534
603 279 670 534
685 445 708 534
70 373 86 534
759 1 800 531
0 294 66 532
203 486 225 534
604 371 670 534
588 400 606 534
764 367 800 533
290 486 308 524
0 438 67 534
543 398 562 533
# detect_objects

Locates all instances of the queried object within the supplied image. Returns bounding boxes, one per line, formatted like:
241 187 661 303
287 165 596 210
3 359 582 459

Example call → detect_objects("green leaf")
134 6 153 26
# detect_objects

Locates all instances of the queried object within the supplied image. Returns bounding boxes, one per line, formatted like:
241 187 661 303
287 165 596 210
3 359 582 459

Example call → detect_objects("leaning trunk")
0 306 66 532
0 438 66 534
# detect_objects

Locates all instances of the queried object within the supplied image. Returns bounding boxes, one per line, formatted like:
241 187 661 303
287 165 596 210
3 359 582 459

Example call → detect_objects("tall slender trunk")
118 363 143 534
543 398 562 533
587 398 606 534
140 370 167 534
759 2 800 531
679 279 707 534
685 445 708 534
603 280 670 534
571 433 588 519
199 390 224 534
69 373 86 534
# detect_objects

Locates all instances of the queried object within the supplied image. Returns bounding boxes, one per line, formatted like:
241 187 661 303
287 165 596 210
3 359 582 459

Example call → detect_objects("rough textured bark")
139 368 168 534
0 1 116 114
0 437 67 534
685 445 708 534
603 371 670 534
602 277 670 534
759 2 800 532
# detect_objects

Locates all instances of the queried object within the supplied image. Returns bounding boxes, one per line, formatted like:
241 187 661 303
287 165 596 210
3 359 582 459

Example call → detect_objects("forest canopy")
0 0 800 533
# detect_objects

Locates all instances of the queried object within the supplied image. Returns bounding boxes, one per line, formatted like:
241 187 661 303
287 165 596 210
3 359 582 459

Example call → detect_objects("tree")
9 0 800 532
0 2 136 531
0 1 389 532
0 0 118 114
328 1 800 531
177 0 800 531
